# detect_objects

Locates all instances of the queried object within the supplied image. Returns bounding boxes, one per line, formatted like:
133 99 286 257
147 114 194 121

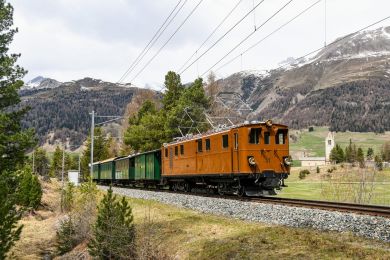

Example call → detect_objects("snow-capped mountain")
215 26 390 132
23 76 62 90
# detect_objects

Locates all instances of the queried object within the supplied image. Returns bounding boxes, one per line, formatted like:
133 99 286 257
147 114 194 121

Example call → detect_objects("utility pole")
90 110 95 181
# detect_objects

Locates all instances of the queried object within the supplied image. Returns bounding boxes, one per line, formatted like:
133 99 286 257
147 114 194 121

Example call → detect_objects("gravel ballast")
99 186 390 242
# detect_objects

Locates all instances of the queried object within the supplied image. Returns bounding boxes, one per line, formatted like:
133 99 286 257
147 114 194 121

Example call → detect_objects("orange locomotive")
161 120 291 196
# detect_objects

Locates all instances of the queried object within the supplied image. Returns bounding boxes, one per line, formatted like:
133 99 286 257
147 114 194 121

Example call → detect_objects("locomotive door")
232 130 239 173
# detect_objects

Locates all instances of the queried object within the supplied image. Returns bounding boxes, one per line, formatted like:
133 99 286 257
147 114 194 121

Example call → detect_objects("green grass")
290 127 390 158
123 196 390 259
278 167 390 206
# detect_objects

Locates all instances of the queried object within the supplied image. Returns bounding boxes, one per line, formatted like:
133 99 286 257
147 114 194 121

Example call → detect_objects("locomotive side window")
249 128 261 144
222 135 229 148
276 130 286 144
205 138 211 151
234 133 238 149
197 139 203 152
180 144 184 155
264 132 270 144
175 146 178 156
165 148 168 157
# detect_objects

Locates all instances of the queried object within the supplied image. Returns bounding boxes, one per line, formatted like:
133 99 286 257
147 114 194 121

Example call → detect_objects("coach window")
222 134 229 148
264 132 270 145
165 148 168 157
249 128 261 144
175 146 178 156
276 130 286 145
206 138 211 151
180 144 184 155
197 139 203 152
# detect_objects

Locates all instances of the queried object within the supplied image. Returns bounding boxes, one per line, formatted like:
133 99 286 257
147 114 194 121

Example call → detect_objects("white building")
299 131 335 167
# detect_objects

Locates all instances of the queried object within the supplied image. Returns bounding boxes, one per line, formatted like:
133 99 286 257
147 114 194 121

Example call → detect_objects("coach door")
232 130 239 173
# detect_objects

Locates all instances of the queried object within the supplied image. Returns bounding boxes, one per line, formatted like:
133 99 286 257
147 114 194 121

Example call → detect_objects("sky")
9 0 390 90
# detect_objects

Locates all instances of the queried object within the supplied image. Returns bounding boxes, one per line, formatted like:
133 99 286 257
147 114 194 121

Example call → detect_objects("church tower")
325 132 335 162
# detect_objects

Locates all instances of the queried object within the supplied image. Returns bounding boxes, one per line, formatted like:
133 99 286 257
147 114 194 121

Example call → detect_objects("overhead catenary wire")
179 0 267 76
274 14 390 71
177 0 243 73
215 0 322 73
118 0 188 84
201 0 294 77
129 0 204 84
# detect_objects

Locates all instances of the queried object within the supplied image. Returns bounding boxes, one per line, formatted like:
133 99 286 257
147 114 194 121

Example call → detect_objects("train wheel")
237 186 246 197
173 183 178 192
184 183 191 192
217 184 225 196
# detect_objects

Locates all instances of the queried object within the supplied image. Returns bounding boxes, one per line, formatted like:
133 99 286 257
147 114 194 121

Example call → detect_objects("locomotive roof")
163 121 287 147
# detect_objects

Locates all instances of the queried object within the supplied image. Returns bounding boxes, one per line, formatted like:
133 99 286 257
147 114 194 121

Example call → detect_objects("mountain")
20 77 145 149
216 26 390 132
23 76 62 90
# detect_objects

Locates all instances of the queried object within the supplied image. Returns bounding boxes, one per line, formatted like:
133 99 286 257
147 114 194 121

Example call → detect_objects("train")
92 120 291 196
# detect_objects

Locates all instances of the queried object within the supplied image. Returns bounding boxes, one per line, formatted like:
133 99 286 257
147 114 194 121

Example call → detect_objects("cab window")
174 146 178 156
222 135 229 148
264 132 270 144
180 144 184 155
249 128 261 144
165 148 168 157
276 130 287 145
205 139 211 151
197 139 203 152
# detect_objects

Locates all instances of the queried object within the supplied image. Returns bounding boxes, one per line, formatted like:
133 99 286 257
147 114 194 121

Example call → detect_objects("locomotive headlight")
284 156 292 166
248 156 256 166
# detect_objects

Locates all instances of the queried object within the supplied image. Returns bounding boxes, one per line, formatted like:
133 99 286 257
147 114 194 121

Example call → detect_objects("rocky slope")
216 26 390 132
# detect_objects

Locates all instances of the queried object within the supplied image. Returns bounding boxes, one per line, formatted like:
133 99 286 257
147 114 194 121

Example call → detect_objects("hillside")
19 78 139 147
216 26 390 132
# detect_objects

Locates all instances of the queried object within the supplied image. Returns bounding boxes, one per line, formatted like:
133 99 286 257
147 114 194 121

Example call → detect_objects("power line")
118 0 188 83
179 0 267 76
275 14 390 71
215 0 322 73
201 0 294 77
130 0 204 84
177 0 243 73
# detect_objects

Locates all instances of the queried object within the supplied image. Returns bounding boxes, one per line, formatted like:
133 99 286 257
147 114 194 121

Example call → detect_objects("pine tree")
34 148 50 179
330 144 344 163
0 172 23 259
56 216 77 255
88 186 136 259
50 146 63 178
357 147 365 168
0 1 36 257
17 167 42 210
366 147 374 161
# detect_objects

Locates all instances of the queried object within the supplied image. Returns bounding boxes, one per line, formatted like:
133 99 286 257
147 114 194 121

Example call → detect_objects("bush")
299 169 310 180
61 182 75 212
316 166 320 173
17 168 42 210
56 216 78 255
88 186 136 259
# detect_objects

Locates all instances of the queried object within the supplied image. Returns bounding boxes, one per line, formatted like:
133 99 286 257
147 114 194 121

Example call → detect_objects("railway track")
105 185 390 218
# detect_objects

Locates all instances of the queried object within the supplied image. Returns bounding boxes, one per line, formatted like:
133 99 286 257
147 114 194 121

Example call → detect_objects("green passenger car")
100 158 115 180
115 157 130 180
92 163 100 180
134 150 161 181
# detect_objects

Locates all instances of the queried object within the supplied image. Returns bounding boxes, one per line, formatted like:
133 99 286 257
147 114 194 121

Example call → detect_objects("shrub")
299 169 310 180
88 186 136 259
61 182 75 213
316 166 320 173
17 168 42 210
56 216 77 255
327 168 333 173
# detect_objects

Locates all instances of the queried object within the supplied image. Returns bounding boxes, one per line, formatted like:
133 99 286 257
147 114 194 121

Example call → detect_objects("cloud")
8 0 390 89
